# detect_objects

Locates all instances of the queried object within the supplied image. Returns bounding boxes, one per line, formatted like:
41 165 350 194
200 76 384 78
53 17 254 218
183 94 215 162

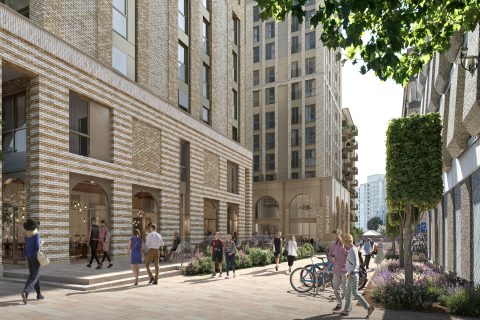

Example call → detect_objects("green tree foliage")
350 225 364 243
367 216 383 231
256 0 480 84
385 113 443 286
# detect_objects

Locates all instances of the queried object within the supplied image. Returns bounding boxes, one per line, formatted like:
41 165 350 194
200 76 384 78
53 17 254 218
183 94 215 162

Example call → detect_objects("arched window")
289 194 316 241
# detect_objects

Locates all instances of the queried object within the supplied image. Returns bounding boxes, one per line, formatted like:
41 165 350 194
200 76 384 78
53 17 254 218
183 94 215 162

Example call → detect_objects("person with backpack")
224 234 236 279
99 220 113 268
86 217 102 269
272 231 283 271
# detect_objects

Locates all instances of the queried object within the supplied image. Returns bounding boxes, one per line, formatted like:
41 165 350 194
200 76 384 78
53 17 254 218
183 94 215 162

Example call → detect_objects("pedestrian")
232 231 239 246
286 234 298 273
211 231 224 277
327 229 342 263
374 238 384 265
224 234 236 279
128 228 142 285
331 233 349 312
363 238 372 269
166 231 181 261
145 224 164 285
340 234 374 318
86 217 102 269
99 219 113 268
21 219 44 304
272 231 283 271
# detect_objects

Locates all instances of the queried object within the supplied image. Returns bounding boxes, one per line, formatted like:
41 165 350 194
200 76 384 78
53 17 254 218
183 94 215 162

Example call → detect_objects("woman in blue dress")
128 229 143 285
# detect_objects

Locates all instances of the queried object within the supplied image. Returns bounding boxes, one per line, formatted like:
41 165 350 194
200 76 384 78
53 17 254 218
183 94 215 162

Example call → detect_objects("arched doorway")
69 181 109 259
289 194 316 244
2 178 27 264
204 199 219 236
255 196 280 237
227 203 239 235
132 191 158 238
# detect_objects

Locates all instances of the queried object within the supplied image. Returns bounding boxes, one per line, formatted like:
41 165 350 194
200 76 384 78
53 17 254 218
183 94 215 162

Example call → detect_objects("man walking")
211 232 224 277
328 229 348 311
86 217 102 269
363 238 372 269
145 224 164 285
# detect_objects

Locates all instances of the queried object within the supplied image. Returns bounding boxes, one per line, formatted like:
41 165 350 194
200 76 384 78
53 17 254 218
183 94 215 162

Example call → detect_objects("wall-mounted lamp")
460 46 479 74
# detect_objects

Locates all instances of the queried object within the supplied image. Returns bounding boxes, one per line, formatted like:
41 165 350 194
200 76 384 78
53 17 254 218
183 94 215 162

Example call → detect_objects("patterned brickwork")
204 151 220 189
0 6 252 261
132 119 162 174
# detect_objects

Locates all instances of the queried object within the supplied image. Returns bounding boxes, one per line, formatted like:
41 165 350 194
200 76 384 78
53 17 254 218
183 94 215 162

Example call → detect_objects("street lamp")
459 46 479 74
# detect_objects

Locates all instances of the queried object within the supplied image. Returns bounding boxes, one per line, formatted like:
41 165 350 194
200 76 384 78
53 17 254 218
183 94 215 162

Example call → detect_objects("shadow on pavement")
0 300 26 307
64 284 140 296
182 276 226 285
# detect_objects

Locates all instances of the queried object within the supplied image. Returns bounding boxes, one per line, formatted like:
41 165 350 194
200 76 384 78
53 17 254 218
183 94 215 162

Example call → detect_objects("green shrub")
298 243 314 259
246 247 273 266
385 253 399 260
383 284 440 310
439 288 480 318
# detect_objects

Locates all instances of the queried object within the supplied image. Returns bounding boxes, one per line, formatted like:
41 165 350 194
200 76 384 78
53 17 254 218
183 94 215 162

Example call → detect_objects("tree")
386 209 403 265
350 225 364 243
386 113 443 286
256 0 480 84
367 216 383 231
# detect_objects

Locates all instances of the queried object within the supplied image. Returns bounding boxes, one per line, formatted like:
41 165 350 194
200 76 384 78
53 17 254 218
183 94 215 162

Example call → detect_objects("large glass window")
266 153 275 171
253 5 260 22
253 155 260 172
291 36 300 54
253 90 260 107
305 10 315 30
305 104 315 122
265 22 275 39
305 57 316 74
291 61 299 78
201 19 209 54
69 94 90 156
253 47 260 63
253 134 260 151
233 89 238 120
178 90 189 111
253 70 260 86
291 15 299 32
291 151 299 168
232 52 238 83
265 43 275 60
305 171 316 178
306 31 316 50
291 107 299 124
265 111 275 129
291 129 299 146
113 0 127 38
112 46 128 75
178 0 188 34
305 126 315 144
201 64 209 99
202 106 210 124
266 132 275 150
306 79 316 97
265 67 275 83
233 17 239 46
227 162 239 194
253 114 260 130
291 82 301 100
2 93 26 154
305 148 316 167
265 87 275 104
253 26 260 43
201 0 208 10
178 42 188 83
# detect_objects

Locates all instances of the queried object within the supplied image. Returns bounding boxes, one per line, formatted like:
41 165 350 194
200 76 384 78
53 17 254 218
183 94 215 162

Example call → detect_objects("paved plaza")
0 259 474 320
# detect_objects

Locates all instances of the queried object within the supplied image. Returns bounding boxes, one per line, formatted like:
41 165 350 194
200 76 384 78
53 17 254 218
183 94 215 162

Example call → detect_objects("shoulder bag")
37 244 50 266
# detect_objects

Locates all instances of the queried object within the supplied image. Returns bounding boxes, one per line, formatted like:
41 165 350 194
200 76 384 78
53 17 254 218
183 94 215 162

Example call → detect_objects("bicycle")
290 256 333 293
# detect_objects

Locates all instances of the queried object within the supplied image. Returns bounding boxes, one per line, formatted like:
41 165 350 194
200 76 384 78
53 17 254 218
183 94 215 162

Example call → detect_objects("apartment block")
402 29 480 285
247 0 349 242
357 174 387 231
0 1 252 267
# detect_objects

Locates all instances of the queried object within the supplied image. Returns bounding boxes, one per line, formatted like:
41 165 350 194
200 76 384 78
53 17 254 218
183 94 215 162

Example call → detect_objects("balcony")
352 167 358 175
351 140 358 150
352 125 358 136
351 179 358 187
345 173 353 181
350 204 358 211
342 149 348 159
351 214 358 222
351 153 358 162
350 189 358 198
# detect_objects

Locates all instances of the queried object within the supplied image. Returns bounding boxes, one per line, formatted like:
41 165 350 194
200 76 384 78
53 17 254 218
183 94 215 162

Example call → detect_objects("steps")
3 264 184 291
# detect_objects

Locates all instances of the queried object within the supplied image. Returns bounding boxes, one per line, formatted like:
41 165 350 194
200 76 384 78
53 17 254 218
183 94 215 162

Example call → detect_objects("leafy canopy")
256 0 480 84
367 216 383 231
385 113 443 211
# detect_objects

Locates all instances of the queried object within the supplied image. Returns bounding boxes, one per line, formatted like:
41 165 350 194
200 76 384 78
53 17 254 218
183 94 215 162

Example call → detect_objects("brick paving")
0 259 473 320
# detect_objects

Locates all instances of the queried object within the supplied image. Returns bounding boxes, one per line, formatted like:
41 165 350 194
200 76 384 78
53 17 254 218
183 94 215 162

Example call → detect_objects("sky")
342 63 404 185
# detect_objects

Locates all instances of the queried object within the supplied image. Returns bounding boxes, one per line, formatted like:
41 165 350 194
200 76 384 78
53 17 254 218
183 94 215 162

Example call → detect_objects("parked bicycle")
290 256 368 293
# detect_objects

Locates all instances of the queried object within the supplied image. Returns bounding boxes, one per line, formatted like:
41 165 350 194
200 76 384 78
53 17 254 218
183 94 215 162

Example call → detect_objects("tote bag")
37 245 50 266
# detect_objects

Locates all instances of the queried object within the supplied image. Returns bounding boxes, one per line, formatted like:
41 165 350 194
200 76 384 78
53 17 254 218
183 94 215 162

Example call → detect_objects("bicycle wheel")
290 267 315 293
358 270 368 290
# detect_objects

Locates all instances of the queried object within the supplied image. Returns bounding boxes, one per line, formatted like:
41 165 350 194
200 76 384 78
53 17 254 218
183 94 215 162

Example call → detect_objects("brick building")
0 1 252 266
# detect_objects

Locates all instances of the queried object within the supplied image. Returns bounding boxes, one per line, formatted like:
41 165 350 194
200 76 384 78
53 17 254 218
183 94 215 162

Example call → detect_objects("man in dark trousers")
87 217 102 269
363 238 372 269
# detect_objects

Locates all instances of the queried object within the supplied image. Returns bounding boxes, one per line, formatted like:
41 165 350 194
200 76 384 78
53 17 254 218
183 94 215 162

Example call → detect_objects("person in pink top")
328 229 349 311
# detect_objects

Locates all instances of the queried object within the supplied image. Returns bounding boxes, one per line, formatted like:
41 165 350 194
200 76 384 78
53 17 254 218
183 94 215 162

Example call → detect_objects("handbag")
37 246 50 266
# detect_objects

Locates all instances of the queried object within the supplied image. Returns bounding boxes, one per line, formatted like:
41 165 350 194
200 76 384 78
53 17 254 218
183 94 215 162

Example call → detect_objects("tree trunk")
392 235 396 256
399 226 404 267
404 204 414 286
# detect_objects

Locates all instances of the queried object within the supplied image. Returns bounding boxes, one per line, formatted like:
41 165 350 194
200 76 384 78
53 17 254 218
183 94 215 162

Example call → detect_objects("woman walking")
128 229 143 285
224 234 237 279
340 234 374 318
286 234 298 273
272 231 282 271
21 219 44 304
374 238 384 266
99 220 113 268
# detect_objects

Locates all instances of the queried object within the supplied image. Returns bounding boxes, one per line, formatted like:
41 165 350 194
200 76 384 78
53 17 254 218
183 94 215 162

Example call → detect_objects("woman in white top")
374 238 384 265
286 234 298 273
340 234 374 318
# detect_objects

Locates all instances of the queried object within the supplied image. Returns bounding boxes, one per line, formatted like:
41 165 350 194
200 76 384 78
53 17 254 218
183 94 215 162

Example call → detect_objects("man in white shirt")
145 224 164 285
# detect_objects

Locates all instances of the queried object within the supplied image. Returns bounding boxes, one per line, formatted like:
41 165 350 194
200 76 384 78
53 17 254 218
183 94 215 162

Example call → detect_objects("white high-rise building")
357 174 387 231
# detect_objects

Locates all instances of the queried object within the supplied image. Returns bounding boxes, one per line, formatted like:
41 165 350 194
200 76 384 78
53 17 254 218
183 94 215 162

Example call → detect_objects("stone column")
472 170 480 284
28 75 70 262
110 180 131 257
460 180 472 282
244 168 253 239
446 192 455 272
